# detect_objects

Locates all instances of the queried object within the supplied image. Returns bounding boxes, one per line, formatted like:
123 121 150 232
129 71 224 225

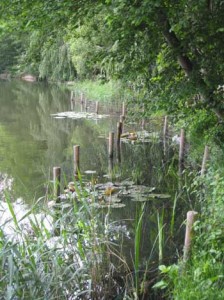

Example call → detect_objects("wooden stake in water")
53 167 61 200
70 99 74 111
183 211 198 262
141 119 145 130
201 145 209 176
163 116 168 138
73 145 80 176
117 142 121 163
117 121 123 145
120 114 125 123
70 91 74 101
179 129 185 175
108 131 114 158
122 101 126 116
81 92 84 104
96 101 99 114
108 158 113 180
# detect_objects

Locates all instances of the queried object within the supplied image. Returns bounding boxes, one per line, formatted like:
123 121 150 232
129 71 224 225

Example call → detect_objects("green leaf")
152 280 168 289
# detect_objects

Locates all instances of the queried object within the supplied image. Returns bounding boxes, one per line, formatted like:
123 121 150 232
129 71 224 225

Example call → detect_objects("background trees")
1 0 224 122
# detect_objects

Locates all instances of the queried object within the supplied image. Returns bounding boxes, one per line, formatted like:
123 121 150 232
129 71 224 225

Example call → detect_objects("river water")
0 80 186 289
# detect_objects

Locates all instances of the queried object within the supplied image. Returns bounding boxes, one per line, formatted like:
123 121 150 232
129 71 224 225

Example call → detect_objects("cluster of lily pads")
59 177 171 209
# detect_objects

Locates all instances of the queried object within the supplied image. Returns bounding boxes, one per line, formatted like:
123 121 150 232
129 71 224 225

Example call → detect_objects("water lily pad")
104 196 121 203
84 170 97 174
148 193 171 199
131 193 171 202
51 111 109 120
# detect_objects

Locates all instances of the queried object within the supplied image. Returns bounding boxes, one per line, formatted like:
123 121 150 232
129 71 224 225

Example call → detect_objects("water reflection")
0 80 187 291
0 81 114 201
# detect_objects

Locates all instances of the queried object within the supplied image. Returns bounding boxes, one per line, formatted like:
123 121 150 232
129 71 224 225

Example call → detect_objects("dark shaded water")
0 80 186 292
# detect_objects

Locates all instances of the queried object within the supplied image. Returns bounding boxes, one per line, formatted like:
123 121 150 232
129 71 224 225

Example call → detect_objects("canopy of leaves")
1 0 224 119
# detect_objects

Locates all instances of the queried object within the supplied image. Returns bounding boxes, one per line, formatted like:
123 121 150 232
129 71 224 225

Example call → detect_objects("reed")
134 203 145 294
157 208 165 263
0 180 140 299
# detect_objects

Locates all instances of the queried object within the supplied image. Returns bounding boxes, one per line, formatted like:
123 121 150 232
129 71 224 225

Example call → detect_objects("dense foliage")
1 1 224 118
154 166 224 299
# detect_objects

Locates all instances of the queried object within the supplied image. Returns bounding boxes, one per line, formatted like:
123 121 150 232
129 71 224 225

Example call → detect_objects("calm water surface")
0 80 185 272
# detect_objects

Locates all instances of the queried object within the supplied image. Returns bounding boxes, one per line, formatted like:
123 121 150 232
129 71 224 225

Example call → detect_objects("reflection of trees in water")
0 81 115 201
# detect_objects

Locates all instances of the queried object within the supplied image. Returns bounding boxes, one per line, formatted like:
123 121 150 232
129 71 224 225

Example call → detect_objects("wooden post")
73 145 80 176
120 114 125 123
70 91 74 101
201 145 209 176
70 99 74 111
117 121 123 145
141 119 145 130
108 132 114 158
122 101 126 116
96 101 99 114
53 167 61 201
183 211 198 261
81 92 84 104
179 129 185 175
108 158 113 180
117 142 121 164
85 98 88 111
163 116 168 138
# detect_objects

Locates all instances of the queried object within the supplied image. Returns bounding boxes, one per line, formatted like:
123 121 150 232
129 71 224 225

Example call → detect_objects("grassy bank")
67 80 125 103
154 163 224 299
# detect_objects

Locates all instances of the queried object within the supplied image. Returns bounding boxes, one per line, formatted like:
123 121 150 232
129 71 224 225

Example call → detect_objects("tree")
1 0 224 120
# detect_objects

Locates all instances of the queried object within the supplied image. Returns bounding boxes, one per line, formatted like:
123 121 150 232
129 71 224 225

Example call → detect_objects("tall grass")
134 203 145 295
68 80 124 103
0 181 143 299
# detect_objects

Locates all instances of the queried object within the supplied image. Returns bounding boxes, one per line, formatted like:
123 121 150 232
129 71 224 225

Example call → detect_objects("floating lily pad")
104 196 121 203
148 193 171 199
51 111 109 120
84 170 97 174
131 193 171 202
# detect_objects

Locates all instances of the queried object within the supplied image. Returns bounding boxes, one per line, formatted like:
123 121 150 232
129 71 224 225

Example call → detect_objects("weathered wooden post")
117 142 121 164
120 114 125 123
163 116 168 138
70 91 74 101
122 101 126 116
108 131 114 158
53 167 61 200
96 101 99 114
70 99 74 111
141 118 145 130
80 92 84 104
108 158 113 180
73 145 80 176
201 145 209 176
117 121 123 145
179 129 185 175
183 211 198 262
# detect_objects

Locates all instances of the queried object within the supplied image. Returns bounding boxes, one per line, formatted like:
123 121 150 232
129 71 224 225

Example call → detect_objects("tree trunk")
157 9 224 120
